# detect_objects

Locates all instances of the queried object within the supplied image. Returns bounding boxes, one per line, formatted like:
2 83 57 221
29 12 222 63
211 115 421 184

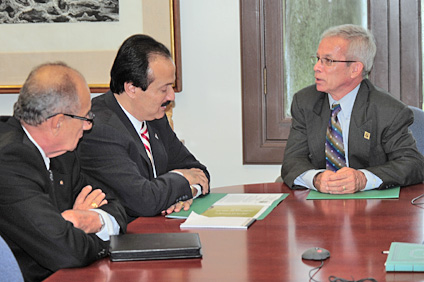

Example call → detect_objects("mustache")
161 100 171 107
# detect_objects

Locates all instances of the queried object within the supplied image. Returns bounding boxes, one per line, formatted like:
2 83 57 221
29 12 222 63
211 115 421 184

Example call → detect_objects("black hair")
110 34 172 94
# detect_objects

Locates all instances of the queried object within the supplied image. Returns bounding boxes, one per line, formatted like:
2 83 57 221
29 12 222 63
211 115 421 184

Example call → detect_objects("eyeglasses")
48 111 95 124
311 56 357 67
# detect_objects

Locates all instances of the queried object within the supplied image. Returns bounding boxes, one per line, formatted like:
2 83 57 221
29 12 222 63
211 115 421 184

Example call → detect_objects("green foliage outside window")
283 0 367 116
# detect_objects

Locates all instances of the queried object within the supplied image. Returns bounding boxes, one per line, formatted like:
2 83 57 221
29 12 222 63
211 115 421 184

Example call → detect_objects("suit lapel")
147 123 167 175
49 158 72 209
348 80 372 168
21 128 56 198
104 92 154 178
310 93 330 168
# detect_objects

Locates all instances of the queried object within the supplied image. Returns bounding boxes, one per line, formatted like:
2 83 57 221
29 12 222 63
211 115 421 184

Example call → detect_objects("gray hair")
13 62 81 126
321 24 376 77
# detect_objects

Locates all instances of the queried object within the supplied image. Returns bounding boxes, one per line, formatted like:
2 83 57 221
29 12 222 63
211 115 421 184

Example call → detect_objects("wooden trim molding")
241 0 286 164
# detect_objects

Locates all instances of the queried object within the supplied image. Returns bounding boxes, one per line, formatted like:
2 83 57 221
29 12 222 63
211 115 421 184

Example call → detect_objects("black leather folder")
109 233 202 261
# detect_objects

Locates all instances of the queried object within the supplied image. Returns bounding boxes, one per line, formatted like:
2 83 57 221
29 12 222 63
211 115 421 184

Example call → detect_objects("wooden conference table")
44 182 424 282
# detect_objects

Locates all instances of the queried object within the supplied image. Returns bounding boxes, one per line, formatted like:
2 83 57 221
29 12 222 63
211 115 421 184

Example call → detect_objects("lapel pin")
364 131 370 140
59 180 64 185
155 133 159 139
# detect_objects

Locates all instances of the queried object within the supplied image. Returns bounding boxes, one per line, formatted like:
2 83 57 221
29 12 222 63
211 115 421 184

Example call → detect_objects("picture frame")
0 0 182 94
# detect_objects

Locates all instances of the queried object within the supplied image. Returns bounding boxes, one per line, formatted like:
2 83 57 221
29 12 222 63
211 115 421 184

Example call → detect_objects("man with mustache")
78 35 210 222
281 24 424 194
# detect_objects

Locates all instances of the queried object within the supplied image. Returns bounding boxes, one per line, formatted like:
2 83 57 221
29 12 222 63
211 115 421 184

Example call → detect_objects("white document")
214 193 284 206
180 212 256 230
180 193 285 229
209 193 284 219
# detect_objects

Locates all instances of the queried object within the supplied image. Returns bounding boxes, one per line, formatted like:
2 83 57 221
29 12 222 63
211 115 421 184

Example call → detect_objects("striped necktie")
325 103 346 171
140 121 153 162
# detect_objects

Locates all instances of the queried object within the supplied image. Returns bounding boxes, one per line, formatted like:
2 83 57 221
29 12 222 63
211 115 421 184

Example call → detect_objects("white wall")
173 0 281 188
0 95 18 115
0 0 282 189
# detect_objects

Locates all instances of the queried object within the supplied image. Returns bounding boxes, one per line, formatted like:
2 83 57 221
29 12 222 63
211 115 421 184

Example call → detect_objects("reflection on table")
44 182 424 282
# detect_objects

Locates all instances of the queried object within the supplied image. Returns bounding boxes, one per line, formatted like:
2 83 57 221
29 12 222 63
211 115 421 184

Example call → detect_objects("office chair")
409 106 424 155
0 235 24 282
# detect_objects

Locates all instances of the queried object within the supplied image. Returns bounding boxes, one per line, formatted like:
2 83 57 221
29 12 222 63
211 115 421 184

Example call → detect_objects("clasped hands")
161 168 209 215
61 185 106 234
314 167 367 194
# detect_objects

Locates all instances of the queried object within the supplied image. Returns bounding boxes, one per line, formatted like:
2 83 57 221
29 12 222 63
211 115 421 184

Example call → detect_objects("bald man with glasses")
281 24 424 194
0 62 127 282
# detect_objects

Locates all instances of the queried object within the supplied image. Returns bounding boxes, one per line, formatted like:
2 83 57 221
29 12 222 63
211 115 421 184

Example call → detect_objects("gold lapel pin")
364 131 370 140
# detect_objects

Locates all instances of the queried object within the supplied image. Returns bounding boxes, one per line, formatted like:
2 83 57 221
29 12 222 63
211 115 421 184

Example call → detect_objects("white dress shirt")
117 102 201 199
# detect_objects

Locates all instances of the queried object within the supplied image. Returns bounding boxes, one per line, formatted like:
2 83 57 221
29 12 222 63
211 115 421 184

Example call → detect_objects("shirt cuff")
90 209 120 241
359 169 383 191
294 169 326 190
191 184 202 199
170 170 184 177
171 170 200 198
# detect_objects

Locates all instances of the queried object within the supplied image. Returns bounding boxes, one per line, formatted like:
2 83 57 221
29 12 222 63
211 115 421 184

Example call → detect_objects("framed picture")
0 0 182 94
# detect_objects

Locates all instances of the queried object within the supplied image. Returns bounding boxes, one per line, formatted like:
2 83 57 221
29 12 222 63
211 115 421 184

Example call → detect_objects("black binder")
109 233 202 261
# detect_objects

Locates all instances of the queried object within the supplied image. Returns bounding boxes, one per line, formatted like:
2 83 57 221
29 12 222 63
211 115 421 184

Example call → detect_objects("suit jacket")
0 117 127 282
78 91 210 221
281 79 424 189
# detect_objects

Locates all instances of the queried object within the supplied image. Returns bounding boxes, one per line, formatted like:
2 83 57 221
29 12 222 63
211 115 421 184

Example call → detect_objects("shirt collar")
21 125 50 170
328 83 361 117
117 101 144 132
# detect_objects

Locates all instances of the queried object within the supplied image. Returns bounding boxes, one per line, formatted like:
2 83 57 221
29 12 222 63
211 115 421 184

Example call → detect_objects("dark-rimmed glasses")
311 56 357 67
48 111 95 124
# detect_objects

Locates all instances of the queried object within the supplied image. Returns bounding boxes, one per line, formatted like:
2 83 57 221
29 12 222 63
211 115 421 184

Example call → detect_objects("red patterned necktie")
325 103 346 171
140 121 152 162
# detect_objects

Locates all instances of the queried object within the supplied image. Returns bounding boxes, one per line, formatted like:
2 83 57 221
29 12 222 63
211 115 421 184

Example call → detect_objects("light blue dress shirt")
293 84 383 190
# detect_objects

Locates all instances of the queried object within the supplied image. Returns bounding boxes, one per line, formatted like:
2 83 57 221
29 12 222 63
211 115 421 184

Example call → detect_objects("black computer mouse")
301 247 330 260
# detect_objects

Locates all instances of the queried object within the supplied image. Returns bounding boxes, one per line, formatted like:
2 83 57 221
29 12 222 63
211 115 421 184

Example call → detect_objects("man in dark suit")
281 24 424 194
78 34 210 222
0 63 127 282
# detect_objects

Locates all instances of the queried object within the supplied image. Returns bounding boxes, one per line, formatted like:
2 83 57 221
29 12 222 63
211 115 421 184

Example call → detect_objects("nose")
313 60 322 72
167 87 175 101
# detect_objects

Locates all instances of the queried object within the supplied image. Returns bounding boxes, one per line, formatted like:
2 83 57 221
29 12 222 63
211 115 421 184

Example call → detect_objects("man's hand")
174 168 209 195
72 185 107 210
161 199 193 215
61 209 103 233
314 167 367 194
61 185 107 233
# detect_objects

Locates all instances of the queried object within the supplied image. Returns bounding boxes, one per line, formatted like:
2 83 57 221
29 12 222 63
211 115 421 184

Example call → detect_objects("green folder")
306 187 400 200
166 193 289 220
386 242 424 272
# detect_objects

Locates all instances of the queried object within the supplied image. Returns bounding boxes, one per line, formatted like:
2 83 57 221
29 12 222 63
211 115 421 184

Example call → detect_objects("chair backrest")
0 235 24 282
409 106 424 155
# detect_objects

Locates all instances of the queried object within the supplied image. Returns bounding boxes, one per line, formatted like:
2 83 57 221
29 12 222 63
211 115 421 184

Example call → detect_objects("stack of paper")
179 193 287 229
180 212 256 229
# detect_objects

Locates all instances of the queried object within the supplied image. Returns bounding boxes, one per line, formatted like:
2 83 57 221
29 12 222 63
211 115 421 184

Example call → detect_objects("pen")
382 250 389 254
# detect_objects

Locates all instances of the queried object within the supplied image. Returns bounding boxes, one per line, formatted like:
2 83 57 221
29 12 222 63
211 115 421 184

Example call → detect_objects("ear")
350 62 364 79
48 114 64 136
124 82 138 99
